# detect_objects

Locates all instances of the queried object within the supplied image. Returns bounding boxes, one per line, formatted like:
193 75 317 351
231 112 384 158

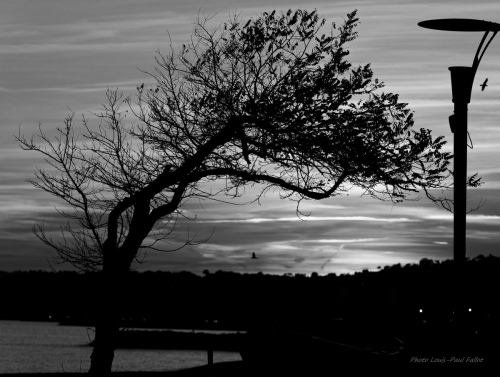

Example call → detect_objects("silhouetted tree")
18 9 463 373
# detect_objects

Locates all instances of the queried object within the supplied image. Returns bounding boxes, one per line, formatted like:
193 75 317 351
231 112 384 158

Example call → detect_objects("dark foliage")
2 255 499 330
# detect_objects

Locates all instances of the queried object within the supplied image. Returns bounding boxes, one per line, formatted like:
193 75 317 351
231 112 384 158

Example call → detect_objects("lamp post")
418 18 500 354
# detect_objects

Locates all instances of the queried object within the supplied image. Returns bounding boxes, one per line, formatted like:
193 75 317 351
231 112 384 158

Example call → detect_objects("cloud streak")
197 216 420 223
304 238 385 243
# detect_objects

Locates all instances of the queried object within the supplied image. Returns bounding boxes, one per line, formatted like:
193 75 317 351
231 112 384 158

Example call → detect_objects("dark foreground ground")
0 358 493 376
3 318 494 375
108 314 500 364
1 325 496 375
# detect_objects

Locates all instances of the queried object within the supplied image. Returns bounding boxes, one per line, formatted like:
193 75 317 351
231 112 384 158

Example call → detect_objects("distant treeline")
1 255 499 331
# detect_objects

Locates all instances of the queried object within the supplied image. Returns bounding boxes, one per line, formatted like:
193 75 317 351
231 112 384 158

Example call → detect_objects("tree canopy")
137 9 453 208
18 9 460 273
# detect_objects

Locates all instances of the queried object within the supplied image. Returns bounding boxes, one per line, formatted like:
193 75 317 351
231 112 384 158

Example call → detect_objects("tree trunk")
89 323 118 373
88 269 120 374
88 256 131 373
88 203 150 373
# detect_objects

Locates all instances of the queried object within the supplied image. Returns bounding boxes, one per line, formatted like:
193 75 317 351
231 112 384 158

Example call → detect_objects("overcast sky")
2 0 500 275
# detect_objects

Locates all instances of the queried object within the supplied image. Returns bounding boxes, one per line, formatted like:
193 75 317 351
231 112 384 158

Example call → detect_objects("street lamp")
418 18 500 354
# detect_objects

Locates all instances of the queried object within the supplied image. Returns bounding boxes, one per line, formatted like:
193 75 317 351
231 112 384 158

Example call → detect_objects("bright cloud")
424 214 500 223
305 238 385 243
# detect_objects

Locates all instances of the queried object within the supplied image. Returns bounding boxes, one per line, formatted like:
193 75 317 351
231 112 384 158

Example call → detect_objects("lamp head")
418 19 500 32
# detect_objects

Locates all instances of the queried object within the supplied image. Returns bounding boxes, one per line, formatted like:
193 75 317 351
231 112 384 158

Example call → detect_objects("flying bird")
251 252 257 259
480 78 488 91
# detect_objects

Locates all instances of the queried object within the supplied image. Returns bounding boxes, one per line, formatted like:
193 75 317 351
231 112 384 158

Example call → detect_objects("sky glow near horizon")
2 0 500 275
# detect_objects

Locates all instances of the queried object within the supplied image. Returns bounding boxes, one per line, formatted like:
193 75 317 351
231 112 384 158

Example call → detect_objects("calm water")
0 321 241 373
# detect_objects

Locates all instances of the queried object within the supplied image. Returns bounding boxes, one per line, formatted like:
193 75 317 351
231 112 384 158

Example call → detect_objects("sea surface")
0 320 241 373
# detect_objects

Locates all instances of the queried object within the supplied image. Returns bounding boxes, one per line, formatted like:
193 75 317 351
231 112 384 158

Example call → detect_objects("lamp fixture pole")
418 18 499 355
